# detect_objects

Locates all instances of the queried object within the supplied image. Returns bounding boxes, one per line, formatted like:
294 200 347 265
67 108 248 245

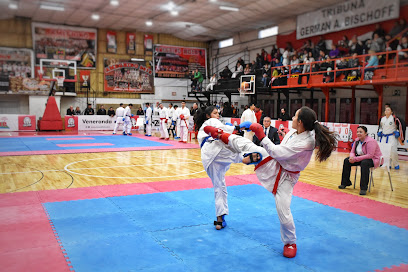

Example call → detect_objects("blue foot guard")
214 215 227 230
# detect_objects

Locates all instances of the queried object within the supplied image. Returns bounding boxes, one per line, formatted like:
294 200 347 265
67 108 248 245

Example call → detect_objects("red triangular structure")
39 96 63 131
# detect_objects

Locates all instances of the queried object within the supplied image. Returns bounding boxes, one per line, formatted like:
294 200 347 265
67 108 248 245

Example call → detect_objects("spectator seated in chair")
338 126 382 195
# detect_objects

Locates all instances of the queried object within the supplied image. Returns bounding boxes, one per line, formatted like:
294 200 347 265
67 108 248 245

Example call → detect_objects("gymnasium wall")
0 17 209 116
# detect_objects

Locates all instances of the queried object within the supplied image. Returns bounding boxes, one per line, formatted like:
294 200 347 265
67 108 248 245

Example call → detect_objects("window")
219 38 233 48
258 26 278 39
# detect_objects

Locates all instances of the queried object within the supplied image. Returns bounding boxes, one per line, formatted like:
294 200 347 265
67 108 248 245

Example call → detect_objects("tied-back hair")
298 106 337 162
194 106 216 132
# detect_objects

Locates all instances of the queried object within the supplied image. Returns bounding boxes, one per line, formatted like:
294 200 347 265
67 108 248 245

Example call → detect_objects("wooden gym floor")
0 130 407 208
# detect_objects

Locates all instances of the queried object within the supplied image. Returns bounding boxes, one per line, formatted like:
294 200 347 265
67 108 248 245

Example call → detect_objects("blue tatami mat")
43 184 408 272
0 135 170 152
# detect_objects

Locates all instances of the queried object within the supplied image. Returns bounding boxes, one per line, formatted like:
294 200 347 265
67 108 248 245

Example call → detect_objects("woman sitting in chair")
338 126 382 195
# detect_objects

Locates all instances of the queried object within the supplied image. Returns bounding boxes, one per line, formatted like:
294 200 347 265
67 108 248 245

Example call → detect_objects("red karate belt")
181 118 188 129
160 118 166 120
254 156 300 195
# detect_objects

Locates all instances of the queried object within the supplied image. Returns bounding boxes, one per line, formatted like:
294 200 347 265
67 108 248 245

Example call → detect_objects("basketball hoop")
56 76 65 87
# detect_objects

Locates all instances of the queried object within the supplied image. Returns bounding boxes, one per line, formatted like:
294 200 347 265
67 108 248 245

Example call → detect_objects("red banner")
79 70 91 88
153 45 206 78
126 32 136 55
65 116 78 131
18 115 36 131
275 121 290 142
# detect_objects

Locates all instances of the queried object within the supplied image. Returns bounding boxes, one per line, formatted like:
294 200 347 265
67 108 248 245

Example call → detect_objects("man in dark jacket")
97 105 107 115
253 117 280 145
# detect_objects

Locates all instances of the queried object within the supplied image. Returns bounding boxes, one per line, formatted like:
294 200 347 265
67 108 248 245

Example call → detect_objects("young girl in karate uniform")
204 106 337 258
378 105 403 169
195 106 243 230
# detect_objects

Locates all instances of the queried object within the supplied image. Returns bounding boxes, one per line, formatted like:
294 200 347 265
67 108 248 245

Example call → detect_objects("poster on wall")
107 31 117 53
32 22 97 68
79 70 91 89
144 34 153 56
153 44 206 78
127 32 136 55
104 58 153 93
296 0 400 39
0 47 34 92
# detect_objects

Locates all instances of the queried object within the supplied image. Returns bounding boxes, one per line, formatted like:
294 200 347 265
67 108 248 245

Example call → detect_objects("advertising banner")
78 116 116 131
18 115 36 131
32 22 97 68
104 61 154 93
0 115 36 131
65 115 78 131
153 44 206 78
296 0 400 39
0 47 34 92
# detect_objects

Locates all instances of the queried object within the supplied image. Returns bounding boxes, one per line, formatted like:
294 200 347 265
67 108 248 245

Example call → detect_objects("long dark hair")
298 106 337 162
194 106 216 132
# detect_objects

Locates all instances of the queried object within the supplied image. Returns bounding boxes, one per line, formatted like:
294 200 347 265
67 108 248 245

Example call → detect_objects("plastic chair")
353 166 374 192
353 155 393 193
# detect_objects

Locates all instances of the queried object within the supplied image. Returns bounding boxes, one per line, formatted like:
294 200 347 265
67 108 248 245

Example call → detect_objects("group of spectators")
205 19 408 90
66 104 115 116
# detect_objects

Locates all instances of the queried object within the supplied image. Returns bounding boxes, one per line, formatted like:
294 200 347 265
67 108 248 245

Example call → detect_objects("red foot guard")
283 244 297 258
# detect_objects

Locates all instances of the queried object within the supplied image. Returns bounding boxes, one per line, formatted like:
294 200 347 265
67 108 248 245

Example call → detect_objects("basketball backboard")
239 75 255 96
38 59 77 86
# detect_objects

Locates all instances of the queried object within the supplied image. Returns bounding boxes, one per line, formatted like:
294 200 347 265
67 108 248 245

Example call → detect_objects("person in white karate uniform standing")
158 103 169 140
122 103 133 135
145 102 153 136
112 103 125 135
178 101 190 143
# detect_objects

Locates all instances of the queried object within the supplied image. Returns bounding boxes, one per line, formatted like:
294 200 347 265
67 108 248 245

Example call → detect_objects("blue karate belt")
379 133 394 143
200 135 215 148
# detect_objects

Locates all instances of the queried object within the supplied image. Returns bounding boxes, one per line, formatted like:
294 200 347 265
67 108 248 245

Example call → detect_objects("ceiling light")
8 2 18 9
170 10 178 16
166 1 176 10
219 6 239 12
91 13 100 20
209 0 217 2
40 4 65 11
131 58 145 62
110 0 119 6
146 20 153 26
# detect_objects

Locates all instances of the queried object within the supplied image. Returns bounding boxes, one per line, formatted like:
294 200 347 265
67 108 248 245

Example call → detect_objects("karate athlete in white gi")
112 103 125 134
178 101 190 143
145 103 153 136
196 106 243 230
122 103 134 135
240 103 257 141
377 105 403 169
167 103 175 133
158 103 169 140
204 106 337 258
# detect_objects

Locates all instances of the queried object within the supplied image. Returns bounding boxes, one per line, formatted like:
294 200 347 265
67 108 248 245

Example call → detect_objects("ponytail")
194 106 215 132
314 122 337 162
298 106 337 162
